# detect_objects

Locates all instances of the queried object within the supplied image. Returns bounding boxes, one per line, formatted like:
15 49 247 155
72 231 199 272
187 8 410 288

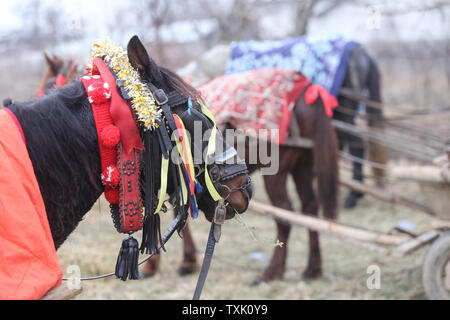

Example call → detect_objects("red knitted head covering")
80 59 144 234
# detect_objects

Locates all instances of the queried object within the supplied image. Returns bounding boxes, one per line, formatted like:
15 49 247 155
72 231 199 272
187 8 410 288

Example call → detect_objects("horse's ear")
127 36 149 71
44 52 58 76
127 35 164 84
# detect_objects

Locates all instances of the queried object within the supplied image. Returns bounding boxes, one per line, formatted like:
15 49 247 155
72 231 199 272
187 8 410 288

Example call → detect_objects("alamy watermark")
366 265 381 290
65 265 82 290
170 122 280 175
367 5 381 30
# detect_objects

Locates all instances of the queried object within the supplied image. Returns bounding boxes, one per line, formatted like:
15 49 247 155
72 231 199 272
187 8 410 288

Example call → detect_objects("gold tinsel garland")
90 37 161 130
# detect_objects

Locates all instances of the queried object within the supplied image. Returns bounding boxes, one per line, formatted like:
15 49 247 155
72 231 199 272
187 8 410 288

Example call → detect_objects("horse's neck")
9 82 103 248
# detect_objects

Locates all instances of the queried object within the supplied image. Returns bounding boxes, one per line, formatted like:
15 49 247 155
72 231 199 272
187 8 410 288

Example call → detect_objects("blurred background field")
1 0 449 111
57 172 436 300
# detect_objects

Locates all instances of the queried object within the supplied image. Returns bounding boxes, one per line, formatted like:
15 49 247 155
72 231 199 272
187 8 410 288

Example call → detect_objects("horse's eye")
210 166 220 179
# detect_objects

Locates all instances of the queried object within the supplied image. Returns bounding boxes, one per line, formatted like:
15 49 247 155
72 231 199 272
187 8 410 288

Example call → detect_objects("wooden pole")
332 119 438 161
394 230 440 257
389 165 450 184
248 200 407 247
41 283 82 300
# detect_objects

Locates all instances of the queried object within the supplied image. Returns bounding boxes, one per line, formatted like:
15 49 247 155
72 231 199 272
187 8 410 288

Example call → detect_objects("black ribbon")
115 236 140 281
140 130 165 255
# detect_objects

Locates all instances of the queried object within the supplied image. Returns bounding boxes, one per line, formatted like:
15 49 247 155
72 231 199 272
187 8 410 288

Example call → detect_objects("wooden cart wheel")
422 231 450 300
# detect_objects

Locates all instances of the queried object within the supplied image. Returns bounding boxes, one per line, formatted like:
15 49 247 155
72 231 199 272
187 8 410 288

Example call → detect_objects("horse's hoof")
138 271 154 279
301 269 322 279
344 191 363 209
177 266 196 276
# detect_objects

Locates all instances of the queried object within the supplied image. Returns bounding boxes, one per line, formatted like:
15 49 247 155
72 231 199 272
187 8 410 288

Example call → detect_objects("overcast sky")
0 0 448 53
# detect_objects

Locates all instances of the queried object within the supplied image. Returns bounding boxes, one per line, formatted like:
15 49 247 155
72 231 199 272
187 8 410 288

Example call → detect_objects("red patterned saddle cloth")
199 68 310 144
0 109 62 300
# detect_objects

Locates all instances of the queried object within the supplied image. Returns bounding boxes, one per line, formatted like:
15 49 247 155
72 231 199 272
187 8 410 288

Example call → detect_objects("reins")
62 205 186 281
63 204 224 301
138 85 248 300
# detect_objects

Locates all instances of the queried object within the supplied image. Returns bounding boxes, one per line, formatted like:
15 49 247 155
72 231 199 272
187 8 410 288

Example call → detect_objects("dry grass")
57 171 437 300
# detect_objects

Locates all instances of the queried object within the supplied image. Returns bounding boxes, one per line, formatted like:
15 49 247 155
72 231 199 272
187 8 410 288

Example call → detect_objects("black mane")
8 81 103 248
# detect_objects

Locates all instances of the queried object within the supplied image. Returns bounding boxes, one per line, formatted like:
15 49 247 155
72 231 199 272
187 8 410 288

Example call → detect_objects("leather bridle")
142 79 252 212
206 161 252 211
145 84 253 300
61 77 252 300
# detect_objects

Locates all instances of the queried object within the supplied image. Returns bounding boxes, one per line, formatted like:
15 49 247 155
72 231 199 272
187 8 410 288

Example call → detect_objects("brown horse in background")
37 53 80 97
141 76 339 282
3 54 80 114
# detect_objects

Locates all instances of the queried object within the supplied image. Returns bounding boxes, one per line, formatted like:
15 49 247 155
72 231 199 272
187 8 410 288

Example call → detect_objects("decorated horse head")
0 35 251 298
123 36 251 219
36 53 80 97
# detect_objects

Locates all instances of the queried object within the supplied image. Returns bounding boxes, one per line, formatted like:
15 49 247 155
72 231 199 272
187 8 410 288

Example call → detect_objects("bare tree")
139 0 172 64
291 0 362 36
8 0 84 51
195 0 259 42
293 0 318 35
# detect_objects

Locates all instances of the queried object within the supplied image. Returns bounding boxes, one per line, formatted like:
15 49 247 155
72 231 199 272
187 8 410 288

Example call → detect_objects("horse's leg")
254 172 292 283
140 253 161 278
335 95 365 209
291 152 322 278
177 221 198 276
345 131 365 208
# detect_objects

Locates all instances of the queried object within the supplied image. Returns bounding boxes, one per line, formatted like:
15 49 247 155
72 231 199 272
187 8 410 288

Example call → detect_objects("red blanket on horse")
0 108 62 300
199 68 310 144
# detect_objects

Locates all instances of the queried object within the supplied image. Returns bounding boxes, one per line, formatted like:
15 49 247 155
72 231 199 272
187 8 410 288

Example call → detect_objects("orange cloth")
0 109 63 300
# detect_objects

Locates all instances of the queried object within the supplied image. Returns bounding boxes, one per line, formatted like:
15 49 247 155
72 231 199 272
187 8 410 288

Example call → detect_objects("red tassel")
101 125 120 148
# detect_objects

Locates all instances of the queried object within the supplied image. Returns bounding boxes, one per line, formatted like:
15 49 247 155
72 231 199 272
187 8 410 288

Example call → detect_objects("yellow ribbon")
154 100 223 215
172 114 197 193
198 99 222 201
154 156 169 214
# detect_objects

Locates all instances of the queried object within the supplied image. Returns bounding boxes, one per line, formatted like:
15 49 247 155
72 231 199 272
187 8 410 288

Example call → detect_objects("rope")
335 89 450 151
339 88 450 119
339 151 389 171
332 119 439 162
333 106 448 146
62 207 179 281
62 249 159 281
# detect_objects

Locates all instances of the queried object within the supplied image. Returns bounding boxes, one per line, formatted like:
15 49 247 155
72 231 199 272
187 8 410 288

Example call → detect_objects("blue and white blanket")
225 35 358 97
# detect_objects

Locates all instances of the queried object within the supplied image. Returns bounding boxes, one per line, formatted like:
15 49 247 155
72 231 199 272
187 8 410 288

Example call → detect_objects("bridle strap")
143 83 234 299
198 100 223 201
167 91 189 107
211 162 248 183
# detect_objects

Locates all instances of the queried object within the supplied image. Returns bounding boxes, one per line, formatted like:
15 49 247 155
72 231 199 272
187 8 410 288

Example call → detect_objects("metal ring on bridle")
218 184 233 200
